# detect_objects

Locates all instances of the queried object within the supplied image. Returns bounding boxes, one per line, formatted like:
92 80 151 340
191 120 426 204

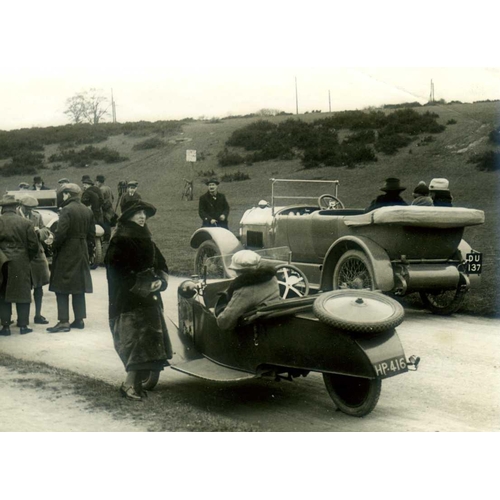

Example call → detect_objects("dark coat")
0 209 39 302
105 220 172 371
216 267 281 331
81 186 104 224
49 197 95 294
432 190 453 207
198 191 230 228
366 192 408 212
19 208 50 288
119 192 141 212
99 184 115 222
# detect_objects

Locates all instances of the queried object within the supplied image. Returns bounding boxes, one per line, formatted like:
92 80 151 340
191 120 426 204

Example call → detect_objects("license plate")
373 356 408 378
465 252 483 275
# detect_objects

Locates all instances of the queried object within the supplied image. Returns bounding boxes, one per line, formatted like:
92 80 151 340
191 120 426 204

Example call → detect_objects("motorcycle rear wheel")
323 373 381 417
419 287 466 315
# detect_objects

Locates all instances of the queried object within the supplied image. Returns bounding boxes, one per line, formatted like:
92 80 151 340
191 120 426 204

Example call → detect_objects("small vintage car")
7 189 105 266
191 179 485 315
140 279 420 417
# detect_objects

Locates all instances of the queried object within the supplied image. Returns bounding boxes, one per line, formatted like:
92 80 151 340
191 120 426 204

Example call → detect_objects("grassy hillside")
1 102 499 316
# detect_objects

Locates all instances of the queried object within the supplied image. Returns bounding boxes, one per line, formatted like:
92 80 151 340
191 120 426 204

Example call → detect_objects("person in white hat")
429 178 453 207
215 250 280 331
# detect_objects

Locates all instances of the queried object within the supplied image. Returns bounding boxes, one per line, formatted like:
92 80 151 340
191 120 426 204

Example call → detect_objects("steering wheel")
318 194 345 210
275 264 310 299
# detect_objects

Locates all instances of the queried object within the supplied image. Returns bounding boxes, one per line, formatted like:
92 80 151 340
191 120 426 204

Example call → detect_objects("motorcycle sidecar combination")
145 278 420 418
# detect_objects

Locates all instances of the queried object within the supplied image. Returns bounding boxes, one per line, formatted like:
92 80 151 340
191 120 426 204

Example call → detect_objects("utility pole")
111 88 117 123
295 77 299 115
429 80 435 103
328 90 331 113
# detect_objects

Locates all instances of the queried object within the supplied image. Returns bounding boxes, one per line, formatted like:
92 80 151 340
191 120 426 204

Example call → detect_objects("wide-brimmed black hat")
33 176 43 183
96 175 105 183
205 178 220 185
119 200 157 222
381 177 406 192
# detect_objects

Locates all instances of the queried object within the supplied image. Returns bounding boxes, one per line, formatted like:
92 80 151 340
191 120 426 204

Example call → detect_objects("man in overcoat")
198 178 230 229
81 176 104 225
95 174 116 241
18 195 52 325
47 183 95 333
365 178 408 212
0 195 39 336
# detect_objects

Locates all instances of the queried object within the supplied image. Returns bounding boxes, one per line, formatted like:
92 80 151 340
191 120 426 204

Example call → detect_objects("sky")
1 2 498 130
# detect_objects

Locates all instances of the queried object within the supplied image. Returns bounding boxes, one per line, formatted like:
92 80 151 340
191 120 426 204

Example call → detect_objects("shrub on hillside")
132 137 166 150
343 129 376 144
197 169 217 178
488 127 500 145
375 133 413 155
1 151 44 177
383 102 422 109
49 146 128 167
226 120 278 150
220 171 250 182
447 119 458 125
468 151 500 171
217 149 246 167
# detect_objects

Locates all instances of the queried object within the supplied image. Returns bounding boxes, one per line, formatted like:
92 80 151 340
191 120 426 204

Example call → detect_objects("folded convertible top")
343 206 485 228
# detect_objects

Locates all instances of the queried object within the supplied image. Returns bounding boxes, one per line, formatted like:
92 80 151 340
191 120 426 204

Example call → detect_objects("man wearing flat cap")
81 176 104 225
18 195 52 325
0 195 39 336
198 178 230 229
119 181 141 213
95 175 116 240
47 183 95 333
365 177 408 212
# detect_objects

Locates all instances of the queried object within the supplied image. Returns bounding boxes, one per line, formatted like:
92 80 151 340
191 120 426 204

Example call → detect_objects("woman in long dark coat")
105 200 172 401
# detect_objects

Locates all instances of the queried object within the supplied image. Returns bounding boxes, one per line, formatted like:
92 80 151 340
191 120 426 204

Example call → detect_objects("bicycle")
181 178 194 201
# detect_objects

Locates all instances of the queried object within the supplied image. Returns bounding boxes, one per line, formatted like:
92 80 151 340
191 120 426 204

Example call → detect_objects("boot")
70 319 85 329
0 325 11 336
46 322 71 333
34 315 49 324
20 326 33 335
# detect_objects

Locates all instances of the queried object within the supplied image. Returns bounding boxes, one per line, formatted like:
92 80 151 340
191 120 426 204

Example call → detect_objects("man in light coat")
0 195 39 336
47 184 95 333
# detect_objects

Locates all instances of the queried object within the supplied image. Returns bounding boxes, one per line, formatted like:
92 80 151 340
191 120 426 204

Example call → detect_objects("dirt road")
0 268 499 431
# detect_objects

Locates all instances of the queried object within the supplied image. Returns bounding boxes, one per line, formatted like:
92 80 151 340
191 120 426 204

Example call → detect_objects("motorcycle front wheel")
140 370 161 391
323 373 381 417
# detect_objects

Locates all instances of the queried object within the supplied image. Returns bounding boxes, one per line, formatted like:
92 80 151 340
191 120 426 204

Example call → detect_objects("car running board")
170 358 255 382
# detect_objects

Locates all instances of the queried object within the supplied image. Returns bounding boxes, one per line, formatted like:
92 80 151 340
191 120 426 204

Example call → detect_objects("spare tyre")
313 290 404 334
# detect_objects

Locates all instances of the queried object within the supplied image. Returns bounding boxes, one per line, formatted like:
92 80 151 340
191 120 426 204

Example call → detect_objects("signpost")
186 150 197 162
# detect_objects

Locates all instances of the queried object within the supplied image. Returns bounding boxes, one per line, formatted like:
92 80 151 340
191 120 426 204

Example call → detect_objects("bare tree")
64 93 86 124
64 88 110 125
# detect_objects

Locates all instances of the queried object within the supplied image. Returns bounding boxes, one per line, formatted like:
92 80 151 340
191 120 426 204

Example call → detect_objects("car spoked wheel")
275 264 309 298
323 373 381 417
419 287 467 315
140 370 161 391
194 240 225 278
333 250 375 290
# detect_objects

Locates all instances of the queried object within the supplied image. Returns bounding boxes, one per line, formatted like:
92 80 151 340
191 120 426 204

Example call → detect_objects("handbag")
129 267 158 298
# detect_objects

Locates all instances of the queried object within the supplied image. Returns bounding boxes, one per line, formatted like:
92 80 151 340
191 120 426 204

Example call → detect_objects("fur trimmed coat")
216 266 281 331
105 220 172 372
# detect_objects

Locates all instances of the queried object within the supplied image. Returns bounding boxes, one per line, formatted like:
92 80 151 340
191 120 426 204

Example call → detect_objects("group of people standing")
1 174 173 403
366 177 453 212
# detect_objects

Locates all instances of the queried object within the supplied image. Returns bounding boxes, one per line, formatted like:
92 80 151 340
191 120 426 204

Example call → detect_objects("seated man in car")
365 177 408 212
216 250 281 331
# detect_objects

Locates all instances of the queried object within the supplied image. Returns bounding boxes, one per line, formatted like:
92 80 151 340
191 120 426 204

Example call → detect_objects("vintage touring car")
191 179 484 315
